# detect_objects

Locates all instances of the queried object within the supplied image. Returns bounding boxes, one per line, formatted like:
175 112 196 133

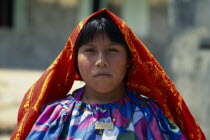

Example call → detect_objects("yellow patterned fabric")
11 9 205 140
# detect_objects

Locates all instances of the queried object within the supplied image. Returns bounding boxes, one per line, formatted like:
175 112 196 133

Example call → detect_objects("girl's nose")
95 53 108 67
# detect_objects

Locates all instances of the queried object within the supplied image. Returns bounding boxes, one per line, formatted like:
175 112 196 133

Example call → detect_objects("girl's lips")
94 73 111 77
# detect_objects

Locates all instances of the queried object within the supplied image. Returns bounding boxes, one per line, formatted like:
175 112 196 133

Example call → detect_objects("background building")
0 0 210 139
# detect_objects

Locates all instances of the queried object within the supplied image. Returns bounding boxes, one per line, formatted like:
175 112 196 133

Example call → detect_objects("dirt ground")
0 69 84 140
0 69 43 139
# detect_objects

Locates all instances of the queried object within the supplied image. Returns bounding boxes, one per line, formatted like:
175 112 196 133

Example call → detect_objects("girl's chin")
84 80 125 93
87 84 123 94
85 84 111 92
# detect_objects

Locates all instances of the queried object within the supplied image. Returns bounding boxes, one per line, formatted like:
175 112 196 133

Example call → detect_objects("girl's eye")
108 48 118 52
85 48 95 53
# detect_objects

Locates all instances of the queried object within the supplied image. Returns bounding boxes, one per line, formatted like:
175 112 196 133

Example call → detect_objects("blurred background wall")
0 0 210 139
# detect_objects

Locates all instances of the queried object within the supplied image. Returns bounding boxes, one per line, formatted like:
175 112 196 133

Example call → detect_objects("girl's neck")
82 85 127 104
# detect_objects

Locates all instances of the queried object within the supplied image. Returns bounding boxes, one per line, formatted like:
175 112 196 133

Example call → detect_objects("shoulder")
71 88 82 98
40 87 85 112
39 94 76 115
128 90 158 107
128 90 163 116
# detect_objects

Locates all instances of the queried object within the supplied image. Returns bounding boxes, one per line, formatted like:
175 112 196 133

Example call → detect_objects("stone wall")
169 27 210 138
0 0 78 69
167 0 210 137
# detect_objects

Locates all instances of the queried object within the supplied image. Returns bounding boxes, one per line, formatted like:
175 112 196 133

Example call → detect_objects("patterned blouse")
26 87 186 140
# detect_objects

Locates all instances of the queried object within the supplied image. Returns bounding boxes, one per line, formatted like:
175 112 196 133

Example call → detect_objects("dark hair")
75 12 131 58
75 12 131 78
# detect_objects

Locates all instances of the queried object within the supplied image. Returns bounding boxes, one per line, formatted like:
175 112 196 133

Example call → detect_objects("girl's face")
77 33 129 94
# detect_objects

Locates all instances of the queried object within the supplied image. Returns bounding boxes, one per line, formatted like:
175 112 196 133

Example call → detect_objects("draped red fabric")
11 9 205 140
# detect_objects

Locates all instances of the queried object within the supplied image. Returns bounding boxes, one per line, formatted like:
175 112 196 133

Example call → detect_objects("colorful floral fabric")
26 87 185 140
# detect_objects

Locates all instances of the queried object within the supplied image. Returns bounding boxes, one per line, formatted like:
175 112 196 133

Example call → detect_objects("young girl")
11 9 205 140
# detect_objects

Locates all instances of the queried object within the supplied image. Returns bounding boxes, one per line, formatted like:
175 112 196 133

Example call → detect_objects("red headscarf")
11 9 205 140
